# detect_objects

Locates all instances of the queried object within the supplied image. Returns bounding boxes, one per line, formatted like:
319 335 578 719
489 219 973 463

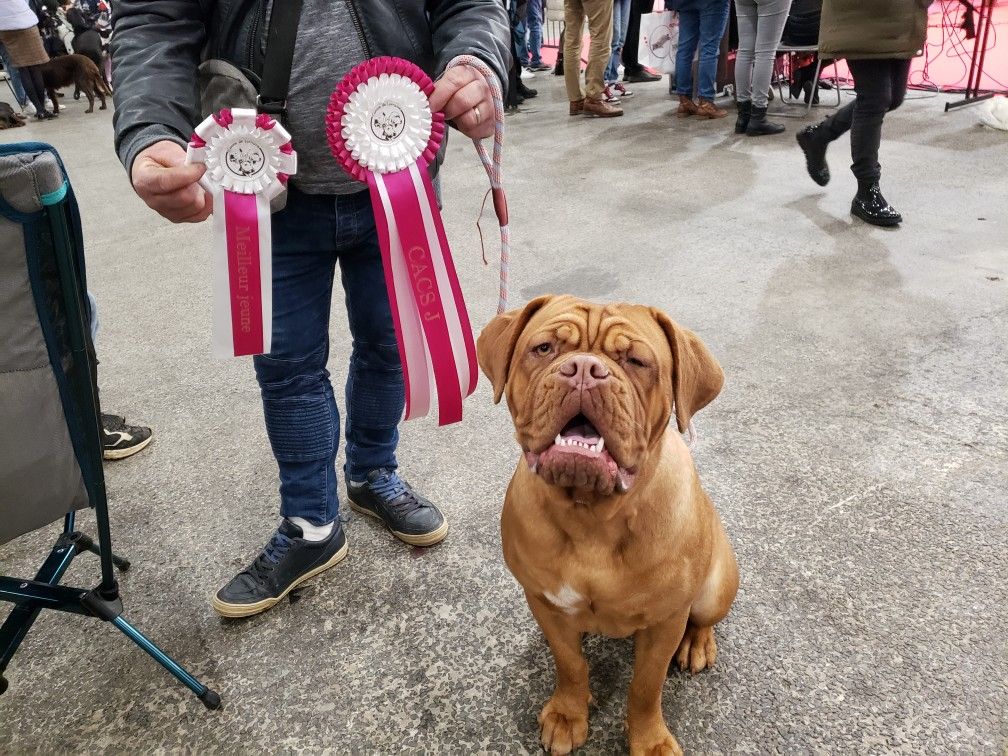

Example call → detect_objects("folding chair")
0 142 220 709
772 43 842 115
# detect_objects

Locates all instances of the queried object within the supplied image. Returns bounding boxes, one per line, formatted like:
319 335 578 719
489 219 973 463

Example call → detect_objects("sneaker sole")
103 434 153 461
347 498 449 547
210 540 349 619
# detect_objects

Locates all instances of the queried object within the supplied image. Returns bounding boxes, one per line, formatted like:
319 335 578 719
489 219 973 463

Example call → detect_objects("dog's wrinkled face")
478 296 723 497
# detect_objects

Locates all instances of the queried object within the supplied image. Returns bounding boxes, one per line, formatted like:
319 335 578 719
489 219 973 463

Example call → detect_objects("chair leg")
110 615 221 710
807 57 824 115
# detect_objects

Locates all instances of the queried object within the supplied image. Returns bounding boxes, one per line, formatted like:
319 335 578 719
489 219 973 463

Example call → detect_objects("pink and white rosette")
327 58 477 426
186 108 297 358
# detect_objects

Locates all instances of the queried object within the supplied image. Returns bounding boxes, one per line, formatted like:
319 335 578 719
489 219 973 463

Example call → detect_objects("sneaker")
212 519 348 618
602 85 621 104
614 82 634 98
520 67 535 80
22 102 36 116
347 469 448 546
530 62 552 72
101 413 153 460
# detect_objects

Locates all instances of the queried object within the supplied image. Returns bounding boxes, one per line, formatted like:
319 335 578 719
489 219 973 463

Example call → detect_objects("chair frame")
772 46 843 116
0 144 219 709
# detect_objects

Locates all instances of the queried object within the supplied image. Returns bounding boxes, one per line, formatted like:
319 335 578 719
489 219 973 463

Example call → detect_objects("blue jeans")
0 43 28 108
254 187 404 526
526 0 544 66
675 0 730 100
606 0 633 82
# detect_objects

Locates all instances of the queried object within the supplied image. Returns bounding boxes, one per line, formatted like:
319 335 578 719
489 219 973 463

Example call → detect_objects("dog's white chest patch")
544 584 583 614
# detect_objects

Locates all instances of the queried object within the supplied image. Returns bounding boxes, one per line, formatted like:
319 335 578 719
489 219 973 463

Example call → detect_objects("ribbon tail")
370 173 431 421
215 189 269 357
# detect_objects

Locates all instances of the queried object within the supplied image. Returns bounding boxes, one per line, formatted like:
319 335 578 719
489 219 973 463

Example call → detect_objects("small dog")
0 102 26 129
478 295 739 756
41 53 110 114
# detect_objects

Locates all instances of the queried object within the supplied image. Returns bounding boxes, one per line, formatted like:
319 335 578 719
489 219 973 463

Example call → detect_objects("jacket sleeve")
427 0 512 89
110 0 208 175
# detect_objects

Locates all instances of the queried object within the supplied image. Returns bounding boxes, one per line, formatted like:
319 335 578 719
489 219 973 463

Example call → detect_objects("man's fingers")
429 65 478 113
454 106 496 140
441 79 491 122
141 161 206 195
147 183 206 212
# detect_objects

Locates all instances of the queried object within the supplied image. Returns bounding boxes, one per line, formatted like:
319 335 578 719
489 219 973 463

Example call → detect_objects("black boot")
746 105 785 136
517 80 538 99
851 181 902 227
796 124 831 186
734 100 751 134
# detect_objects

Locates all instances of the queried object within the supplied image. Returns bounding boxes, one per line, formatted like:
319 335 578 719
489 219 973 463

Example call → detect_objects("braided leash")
446 55 509 315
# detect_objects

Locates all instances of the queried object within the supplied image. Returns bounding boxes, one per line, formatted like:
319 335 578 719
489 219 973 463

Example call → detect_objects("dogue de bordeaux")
41 54 110 115
477 295 739 756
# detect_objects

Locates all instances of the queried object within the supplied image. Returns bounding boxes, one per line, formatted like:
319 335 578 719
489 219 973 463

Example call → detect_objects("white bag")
637 10 678 75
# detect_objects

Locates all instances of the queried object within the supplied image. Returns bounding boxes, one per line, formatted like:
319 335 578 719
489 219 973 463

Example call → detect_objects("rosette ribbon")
327 58 477 426
186 108 297 358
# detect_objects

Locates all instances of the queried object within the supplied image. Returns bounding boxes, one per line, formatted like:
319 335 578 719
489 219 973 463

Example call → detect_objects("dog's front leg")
527 592 590 755
627 613 690 756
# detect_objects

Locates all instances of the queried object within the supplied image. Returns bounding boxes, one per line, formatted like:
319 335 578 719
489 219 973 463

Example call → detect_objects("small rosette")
187 108 297 200
327 57 446 181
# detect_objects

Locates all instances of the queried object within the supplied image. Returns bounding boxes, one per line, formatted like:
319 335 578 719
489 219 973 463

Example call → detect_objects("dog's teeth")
597 438 605 453
555 434 563 446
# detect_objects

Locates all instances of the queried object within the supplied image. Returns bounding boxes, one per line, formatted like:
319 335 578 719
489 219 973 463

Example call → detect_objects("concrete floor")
1 77 1006 754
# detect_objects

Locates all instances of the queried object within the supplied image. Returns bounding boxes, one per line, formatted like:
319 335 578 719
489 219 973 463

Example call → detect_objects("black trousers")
822 58 912 182
621 0 652 75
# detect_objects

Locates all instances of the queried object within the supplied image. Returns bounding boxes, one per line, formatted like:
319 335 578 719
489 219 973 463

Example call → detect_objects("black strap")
256 0 304 118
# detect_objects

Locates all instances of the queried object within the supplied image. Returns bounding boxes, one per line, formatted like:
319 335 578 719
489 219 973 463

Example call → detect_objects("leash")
445 55 509 314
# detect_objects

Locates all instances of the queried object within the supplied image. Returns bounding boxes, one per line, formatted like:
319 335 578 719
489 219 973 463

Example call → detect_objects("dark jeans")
676 1 731 100
820 58 912 182
254 187 404 526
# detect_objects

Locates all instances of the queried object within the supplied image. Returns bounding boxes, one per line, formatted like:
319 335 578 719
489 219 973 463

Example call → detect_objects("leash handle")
445 55 509 314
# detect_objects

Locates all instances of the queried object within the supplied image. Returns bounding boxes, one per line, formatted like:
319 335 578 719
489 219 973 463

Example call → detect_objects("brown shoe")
569 99 585 116
583 96 623 118
676 95 699 117
696 98 728 119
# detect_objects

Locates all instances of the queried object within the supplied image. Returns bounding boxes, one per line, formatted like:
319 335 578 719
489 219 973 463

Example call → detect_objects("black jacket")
110 0 510 173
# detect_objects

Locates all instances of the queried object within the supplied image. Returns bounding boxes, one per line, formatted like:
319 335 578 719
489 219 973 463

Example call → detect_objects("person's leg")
733 0 758 104
253 187 341 528
21 65 52 118
887 57 912 112
527 0 545 67
583 0 615 100
564 0 587 102
604 0 624 84
744 0 790 134
675 10 700 98
0 43 28 108
846 58 892 185
696 0 730 101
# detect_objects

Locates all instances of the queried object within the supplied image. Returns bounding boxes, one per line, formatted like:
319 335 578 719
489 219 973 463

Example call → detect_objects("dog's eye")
627 357 648 368
532 343 553 356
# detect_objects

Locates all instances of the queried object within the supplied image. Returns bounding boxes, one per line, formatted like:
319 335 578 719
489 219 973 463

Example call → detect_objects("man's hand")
131 140 213 223
429 64 495 141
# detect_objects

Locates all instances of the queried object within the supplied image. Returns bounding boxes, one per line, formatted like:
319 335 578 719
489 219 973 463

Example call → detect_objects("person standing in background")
0 40 32 113
796 0 928 226
603 0 635 102
622 0 662 83
733 0 793 136
564 0 623 117
0 0 54 119
526 0 550 71
670 0 731 119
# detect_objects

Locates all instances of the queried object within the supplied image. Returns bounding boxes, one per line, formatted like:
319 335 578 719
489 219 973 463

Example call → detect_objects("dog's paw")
538 695 589 755
674 624 717 674
628 726 683 756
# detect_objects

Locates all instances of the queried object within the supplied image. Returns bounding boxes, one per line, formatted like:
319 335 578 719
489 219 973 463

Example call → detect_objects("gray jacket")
110 0 511 173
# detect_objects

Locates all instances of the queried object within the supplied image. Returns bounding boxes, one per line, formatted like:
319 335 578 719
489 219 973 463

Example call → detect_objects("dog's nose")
559 354 611 390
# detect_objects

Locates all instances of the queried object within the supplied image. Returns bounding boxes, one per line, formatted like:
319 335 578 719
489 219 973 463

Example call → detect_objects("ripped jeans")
254 186 404 525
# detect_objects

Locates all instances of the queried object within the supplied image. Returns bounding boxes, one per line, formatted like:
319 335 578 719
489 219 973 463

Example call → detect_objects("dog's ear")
650 308 724 433
477 295 555 404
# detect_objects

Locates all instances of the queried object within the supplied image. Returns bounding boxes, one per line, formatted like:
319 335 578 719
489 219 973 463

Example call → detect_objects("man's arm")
427 0 511 87
110 0 208 175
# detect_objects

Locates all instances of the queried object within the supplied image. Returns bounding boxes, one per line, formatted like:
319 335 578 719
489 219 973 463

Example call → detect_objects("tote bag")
638 10 678 74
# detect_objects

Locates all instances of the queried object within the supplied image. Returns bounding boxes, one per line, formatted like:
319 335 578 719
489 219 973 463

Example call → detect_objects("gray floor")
1 77 1006 754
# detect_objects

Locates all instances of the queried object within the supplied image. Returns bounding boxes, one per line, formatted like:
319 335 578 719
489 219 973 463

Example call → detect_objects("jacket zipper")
344 0 372 59
247 0 263 73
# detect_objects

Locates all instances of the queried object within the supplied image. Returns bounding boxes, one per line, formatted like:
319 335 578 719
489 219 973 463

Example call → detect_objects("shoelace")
369 470 423 514
248 530 293 580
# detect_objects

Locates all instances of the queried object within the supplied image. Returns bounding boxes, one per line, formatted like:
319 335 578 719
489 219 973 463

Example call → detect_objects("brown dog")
41 54 110 114
478 295 739 756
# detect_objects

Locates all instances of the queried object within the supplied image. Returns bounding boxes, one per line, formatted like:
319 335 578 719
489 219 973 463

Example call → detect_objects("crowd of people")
0 0 109 120
507 0 928 226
